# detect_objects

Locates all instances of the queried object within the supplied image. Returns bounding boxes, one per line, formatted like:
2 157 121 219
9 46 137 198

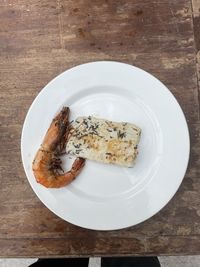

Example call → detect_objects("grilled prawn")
32 107 85 188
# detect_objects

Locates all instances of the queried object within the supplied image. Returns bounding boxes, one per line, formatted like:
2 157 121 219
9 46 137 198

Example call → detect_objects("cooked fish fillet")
66 116 141 167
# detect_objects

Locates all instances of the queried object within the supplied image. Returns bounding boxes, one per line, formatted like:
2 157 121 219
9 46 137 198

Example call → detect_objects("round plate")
21 61 190 230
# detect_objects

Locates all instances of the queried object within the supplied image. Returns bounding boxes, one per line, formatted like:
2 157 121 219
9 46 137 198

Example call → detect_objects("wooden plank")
147 236 200 255
0 235 200 257
0 0 200 257
191 0 200 110
0 237 146 257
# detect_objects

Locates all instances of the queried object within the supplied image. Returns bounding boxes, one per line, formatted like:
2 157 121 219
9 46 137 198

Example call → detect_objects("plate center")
63 86 163 202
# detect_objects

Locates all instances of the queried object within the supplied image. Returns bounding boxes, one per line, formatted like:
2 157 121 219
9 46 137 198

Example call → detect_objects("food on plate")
32 106 141 189
66 116 141 167
32 107 85 188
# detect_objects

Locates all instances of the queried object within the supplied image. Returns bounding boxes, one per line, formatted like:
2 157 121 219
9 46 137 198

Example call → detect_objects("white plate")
21 61 190 230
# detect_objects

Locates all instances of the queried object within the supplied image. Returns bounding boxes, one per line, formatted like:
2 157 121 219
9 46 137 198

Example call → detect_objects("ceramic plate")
21 61 190 230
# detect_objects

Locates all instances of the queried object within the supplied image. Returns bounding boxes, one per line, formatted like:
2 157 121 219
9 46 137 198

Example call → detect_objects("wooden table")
1 0 200 257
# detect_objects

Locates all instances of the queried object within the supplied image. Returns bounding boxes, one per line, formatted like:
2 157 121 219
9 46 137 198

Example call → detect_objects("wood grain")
192 0 200 105
0 0 200 257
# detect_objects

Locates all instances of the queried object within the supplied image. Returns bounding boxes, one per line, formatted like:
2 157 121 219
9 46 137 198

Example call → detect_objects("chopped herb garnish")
74 144 81 149
74 133 88 139
83 120 88 128
89 124 99 132
91 131 98 136
117 130 126 139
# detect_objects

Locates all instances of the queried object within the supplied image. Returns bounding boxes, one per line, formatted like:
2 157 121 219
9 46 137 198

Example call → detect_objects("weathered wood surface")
0 0 200 257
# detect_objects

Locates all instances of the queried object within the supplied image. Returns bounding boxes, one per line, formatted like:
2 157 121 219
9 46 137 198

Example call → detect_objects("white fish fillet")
66 116 141 167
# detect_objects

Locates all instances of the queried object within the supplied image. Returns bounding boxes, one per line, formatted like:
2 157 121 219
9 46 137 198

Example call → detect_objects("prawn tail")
71 157 85 176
